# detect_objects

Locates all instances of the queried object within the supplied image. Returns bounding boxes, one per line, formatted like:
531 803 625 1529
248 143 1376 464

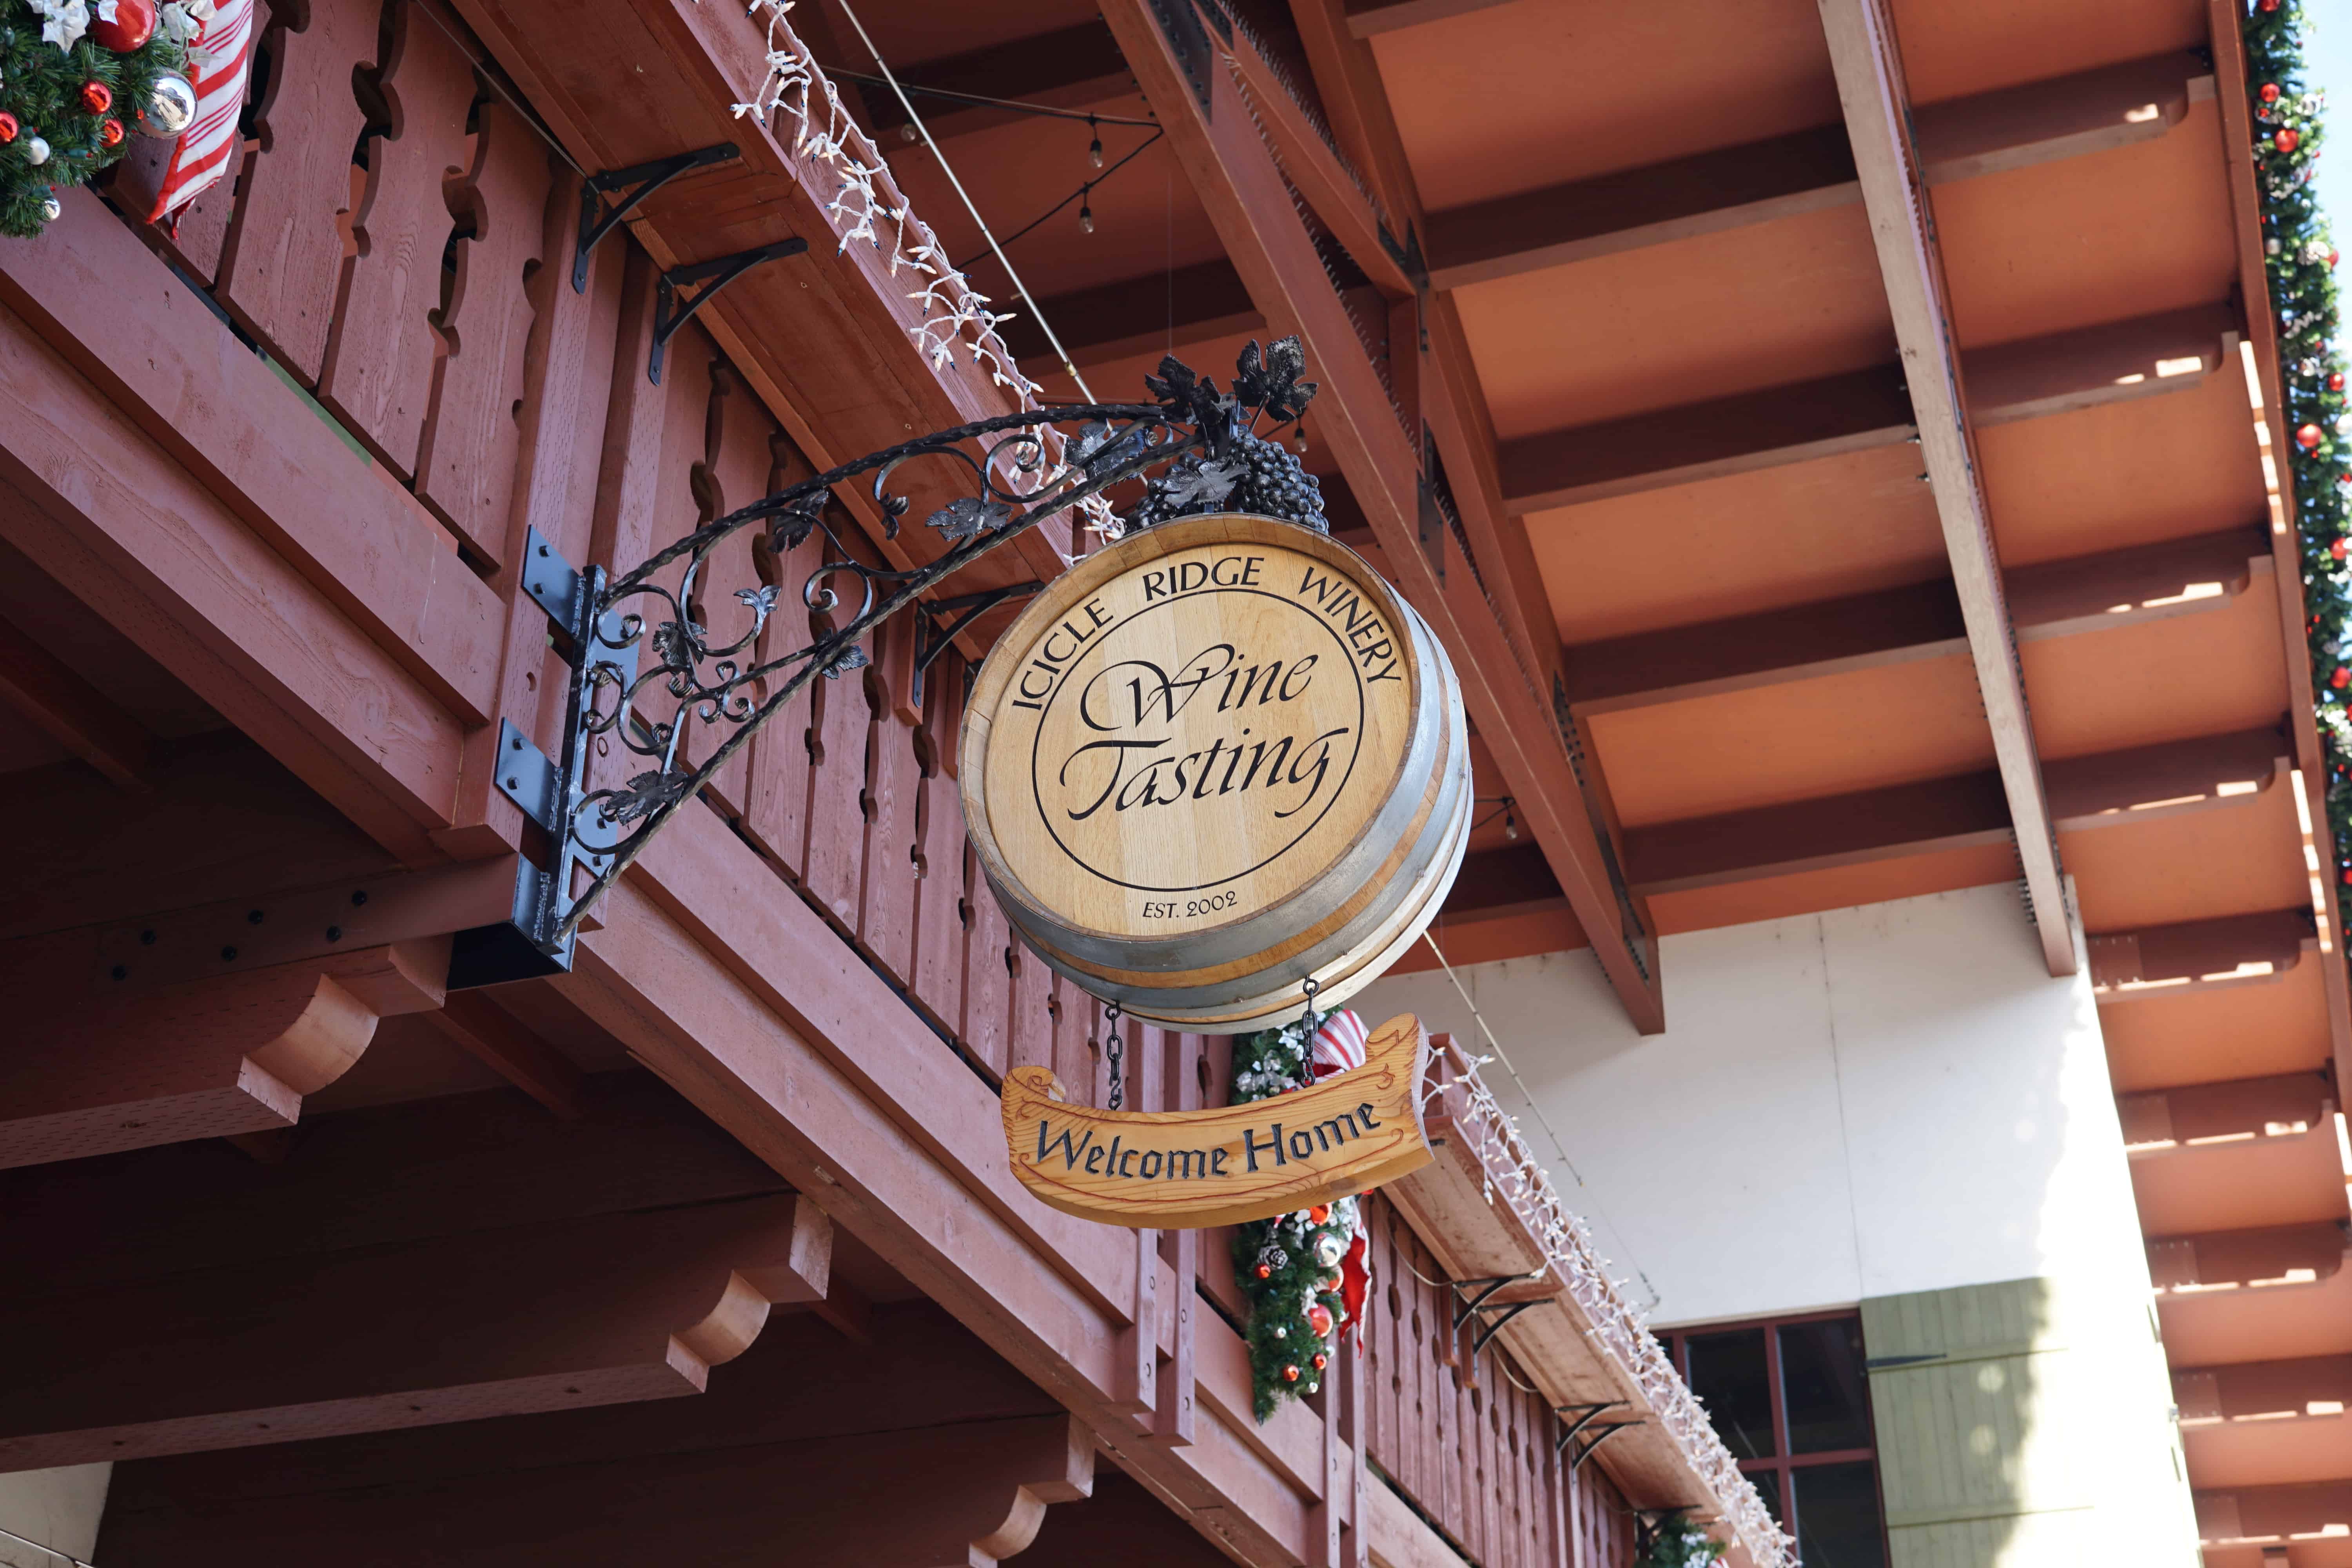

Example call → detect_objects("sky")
2309 1 2352 225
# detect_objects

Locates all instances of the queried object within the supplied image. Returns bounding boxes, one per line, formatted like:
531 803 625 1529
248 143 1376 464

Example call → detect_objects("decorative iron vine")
543 337 1324 947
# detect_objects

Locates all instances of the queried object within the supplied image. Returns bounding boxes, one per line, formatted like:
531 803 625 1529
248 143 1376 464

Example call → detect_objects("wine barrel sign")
1000 1012 1435 1229
963 514 1469 1031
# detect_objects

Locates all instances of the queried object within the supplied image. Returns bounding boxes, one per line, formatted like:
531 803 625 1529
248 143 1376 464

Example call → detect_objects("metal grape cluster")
549 338 1323 945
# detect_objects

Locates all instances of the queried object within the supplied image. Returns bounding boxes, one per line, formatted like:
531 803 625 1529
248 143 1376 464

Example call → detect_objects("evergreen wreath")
0 0 191 237
1634 1509 1726 1568
1229 1017 1359 1421
2247 0 2352 948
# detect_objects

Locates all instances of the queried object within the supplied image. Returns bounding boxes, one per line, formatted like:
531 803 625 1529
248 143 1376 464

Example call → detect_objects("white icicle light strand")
716 0 1120 541
1425 1061 1794 1568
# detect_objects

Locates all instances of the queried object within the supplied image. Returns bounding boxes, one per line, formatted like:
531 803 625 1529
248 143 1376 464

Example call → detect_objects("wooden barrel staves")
961 513 1470 1031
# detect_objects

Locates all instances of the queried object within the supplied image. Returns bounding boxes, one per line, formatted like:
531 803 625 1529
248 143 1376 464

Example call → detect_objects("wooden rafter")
0 612 152 786
1098 0 1667 1029
1816 0 2075 975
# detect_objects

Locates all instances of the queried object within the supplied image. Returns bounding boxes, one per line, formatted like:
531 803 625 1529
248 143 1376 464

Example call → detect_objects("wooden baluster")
218 0 379 380
741 441 824 882
317 0 471 477
1153 1030 1198 1448
1112 1024 1160 1431
1007 922 1054 1076
960 868 1013 1077
691 364 775 818
114 0 265 288
1345 1307 1368 1568
415 96 551 566
800 543 873 926
858 615 921 984
905 649 967 1029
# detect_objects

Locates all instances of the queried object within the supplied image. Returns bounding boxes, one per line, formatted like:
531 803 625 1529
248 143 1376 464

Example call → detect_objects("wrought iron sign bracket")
1564 1419 1641 1473
650 239 811 384
574 142 739 293
1552 1401 1627 1457
913 581 1044 704
1448 1274 1521 1330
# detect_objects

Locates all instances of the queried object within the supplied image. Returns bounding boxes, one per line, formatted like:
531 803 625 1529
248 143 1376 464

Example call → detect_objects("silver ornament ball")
141 73 198 138
41 194 60 222
1313 1232 1346 1269
24 135 50 167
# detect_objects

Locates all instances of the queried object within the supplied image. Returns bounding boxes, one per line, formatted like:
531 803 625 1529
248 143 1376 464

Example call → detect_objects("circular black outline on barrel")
1025 586 1368 894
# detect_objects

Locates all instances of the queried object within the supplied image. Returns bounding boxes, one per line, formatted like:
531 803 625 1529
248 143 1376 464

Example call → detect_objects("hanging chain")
1299 976 1323 1048
1102 1000 1124 1111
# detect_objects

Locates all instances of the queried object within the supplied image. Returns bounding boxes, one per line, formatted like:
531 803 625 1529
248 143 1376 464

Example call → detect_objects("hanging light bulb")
1087 114 1104 169
1080 195 1095 234
1503 806 1519 842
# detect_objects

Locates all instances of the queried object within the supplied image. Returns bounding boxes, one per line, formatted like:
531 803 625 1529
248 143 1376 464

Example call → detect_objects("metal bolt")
110 965 128 981
139 929 156 945
351 891 368 907
325 925 342 942
506 776 520 789
510 735 524 750
220 946 238 962
246 909 265 925
537 543 549 557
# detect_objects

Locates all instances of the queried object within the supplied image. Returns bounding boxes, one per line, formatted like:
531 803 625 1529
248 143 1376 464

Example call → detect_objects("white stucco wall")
0 1465 109 1568
1358 882 2151 1327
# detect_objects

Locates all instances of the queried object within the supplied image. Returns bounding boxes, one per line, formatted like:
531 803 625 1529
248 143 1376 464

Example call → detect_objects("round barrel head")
964 514 1427 948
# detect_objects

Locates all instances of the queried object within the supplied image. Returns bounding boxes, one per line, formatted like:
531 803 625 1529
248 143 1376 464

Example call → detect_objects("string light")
1087 112 1103 168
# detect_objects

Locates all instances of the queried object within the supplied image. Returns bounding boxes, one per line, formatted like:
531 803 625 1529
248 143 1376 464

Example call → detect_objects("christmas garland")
1635 1509 1726 1568
1230 1017 1361 1421
2247 0 2352 946
0 0 193 237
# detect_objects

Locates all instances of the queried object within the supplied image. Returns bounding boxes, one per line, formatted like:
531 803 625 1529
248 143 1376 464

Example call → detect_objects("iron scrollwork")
537 337 1324 951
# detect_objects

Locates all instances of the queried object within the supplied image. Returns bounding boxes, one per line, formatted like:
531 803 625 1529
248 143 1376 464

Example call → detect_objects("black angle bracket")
1563 1419 1642 1473
1553 1401 1627 1457
650 238 811 384
1448 1275 1521 1330
914 581 1044 704
574 143 738 293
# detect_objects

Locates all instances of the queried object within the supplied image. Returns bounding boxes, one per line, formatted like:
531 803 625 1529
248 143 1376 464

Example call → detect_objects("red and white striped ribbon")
149 0 257 223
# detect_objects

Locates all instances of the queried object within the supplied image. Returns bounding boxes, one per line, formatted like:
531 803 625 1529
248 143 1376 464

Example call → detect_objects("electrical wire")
952 125 1165 274
1416 930 1663 1311
0 1522 94 1568
829 0 1094 398
410 0 587 176
820 67 1156 127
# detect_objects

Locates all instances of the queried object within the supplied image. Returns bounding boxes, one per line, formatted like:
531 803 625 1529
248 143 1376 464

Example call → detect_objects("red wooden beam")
0 612 152 786
1102 0 1666 1029
2090 908 2315 994
2119 1070 2334 1151
2196 1480 2352 1543
999 258 1265 372
427 990 589 1118
855 20 1134 145
2174 1353 2352 1421
1425 54 2212 289
0 941 446 1170
2146 1221 2349 1291
0 1193 835 1470
1500 305 2237 512
1818 0 2069 975
96 1412 1093 1566
1563 527 2271 715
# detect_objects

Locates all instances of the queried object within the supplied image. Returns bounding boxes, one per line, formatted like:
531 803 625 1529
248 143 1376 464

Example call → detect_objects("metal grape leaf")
822 643 871 680
1160 453 1247 508
1236 336 1317 424
926 495 1011 541
735 584 780 619
769 506 820 554
605 769 687 825
1144 354 1232 434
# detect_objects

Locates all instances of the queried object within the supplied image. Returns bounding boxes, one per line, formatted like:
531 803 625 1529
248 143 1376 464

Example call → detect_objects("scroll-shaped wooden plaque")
1002 1012 1434 1229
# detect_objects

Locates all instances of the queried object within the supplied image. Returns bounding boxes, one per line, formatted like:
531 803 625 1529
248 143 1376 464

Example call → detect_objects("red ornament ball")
1282 1365 1301 1383
89 0 156 50
2263 0 2283 12
80 82 113 115
2332 373 2346 391
1312 1352 1328 1370
2263 83 2284 103
2341 867 2352 885
1307 1204 1330 1224
2278 129 2303 154
99 119 124 148
1307 1303 1335 1338
2332 538 2347 561
0 114 16 145
2333 667 2350 690
2299 423 2327 450
1254 1264 1272 1281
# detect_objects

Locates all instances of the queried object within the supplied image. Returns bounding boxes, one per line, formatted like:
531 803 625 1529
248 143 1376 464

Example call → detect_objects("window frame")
1657 1307 1890 1564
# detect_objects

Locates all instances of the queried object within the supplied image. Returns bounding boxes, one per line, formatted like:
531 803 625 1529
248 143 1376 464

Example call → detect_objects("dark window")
1661 1313 1886 1567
